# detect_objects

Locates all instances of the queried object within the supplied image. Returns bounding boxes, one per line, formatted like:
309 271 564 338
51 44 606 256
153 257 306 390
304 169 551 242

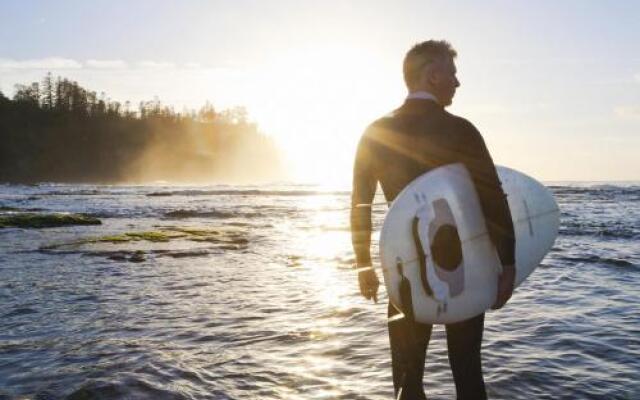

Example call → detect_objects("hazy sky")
1 0 639 183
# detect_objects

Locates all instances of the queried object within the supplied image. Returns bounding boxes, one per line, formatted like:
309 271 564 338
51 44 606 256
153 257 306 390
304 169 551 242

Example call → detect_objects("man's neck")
406 91 438 102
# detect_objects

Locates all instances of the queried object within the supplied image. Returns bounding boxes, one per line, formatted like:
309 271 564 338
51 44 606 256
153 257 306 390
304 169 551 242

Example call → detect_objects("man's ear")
425 63 440 86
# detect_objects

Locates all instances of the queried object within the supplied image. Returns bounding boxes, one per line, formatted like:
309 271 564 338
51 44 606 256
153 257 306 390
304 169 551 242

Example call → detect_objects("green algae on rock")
0 213 101 228
41 226 250 250
118 231 179 242
0 206 22 211
95 231 184 243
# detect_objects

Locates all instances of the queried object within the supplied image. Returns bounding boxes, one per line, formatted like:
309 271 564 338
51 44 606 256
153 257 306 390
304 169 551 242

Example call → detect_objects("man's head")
403 40 460 107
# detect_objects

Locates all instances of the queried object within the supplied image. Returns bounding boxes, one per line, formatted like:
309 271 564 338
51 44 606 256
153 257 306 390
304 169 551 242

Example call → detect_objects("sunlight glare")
295 194 354 310
244 45 402 185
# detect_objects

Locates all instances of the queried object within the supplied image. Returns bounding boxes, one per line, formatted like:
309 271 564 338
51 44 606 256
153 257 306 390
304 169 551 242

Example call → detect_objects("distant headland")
0 73 284 184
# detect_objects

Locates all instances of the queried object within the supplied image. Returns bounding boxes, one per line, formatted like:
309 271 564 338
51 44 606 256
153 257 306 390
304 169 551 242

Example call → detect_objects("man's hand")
492 264 515 310
358 267 380 303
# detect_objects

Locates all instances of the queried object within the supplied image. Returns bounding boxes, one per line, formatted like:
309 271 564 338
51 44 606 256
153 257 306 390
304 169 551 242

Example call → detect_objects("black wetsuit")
350 98 515 399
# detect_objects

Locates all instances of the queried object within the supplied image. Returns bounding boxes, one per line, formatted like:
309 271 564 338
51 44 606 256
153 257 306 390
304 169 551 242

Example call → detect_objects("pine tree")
42 72 55 109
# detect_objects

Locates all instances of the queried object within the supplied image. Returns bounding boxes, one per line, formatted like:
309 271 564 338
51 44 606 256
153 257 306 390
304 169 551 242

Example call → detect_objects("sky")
1 0 639 184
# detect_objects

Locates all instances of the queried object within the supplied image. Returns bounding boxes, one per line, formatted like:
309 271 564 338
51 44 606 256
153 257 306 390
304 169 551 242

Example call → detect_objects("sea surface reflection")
0 183 638 399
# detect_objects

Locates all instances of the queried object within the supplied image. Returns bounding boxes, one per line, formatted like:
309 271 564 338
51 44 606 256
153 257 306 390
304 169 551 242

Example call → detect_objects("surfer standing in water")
350 40 516 399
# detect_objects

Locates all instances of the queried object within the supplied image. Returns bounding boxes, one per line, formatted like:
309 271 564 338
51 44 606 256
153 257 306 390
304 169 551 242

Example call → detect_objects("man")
350 40 516 399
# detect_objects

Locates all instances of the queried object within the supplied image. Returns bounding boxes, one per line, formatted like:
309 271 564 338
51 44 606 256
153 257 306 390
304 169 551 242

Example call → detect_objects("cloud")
136 61 175 69
465 104 511 115
0 57 82 70
464 102 550 116
614 105 640 119
85 59 127 69
0 58 215 72
635 73 640 83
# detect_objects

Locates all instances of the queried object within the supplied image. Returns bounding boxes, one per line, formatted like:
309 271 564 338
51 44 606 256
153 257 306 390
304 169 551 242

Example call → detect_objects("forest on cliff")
0 74 283 183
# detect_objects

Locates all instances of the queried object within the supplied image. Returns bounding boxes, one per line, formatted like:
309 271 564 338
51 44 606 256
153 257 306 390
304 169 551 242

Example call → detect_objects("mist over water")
0 182 638 399
0 77 285 185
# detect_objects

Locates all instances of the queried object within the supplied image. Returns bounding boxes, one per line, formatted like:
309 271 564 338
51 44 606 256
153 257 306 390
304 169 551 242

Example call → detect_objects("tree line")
0 74 283 183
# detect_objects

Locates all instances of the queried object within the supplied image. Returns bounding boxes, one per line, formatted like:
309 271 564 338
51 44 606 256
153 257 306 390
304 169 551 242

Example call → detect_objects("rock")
41 225 251 253
129 251 146 263
0 213 101 228
107 252 128 261
164 209 233 219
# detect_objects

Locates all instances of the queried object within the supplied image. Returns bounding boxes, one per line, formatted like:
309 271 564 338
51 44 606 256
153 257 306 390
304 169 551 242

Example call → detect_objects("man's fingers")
492 289 504 309
368 280 378 303
362 284 372 300
492 287 512 309
357 269 379 303
368 276 379 303
492 298 505 310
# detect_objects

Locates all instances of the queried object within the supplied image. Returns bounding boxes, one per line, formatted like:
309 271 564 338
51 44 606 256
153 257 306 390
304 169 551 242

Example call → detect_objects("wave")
558 255 636 268
559 226 638 240
40 189 107 196
2 307 38 318
0 205 43 212
67 376 190 400
147 189 350 197
551 186 640 199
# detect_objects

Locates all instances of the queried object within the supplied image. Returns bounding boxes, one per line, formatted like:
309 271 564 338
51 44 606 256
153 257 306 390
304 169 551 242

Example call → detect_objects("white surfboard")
379 164 559 324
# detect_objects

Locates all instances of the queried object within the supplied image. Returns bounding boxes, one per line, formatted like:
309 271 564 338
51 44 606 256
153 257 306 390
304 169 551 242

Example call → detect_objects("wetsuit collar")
406 91 438 102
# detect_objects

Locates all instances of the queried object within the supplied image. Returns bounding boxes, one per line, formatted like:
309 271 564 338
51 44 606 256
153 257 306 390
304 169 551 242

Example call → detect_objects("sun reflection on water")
296 194 354 311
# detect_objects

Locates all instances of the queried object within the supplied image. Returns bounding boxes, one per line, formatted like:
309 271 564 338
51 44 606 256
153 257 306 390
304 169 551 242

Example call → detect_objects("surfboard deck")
379 164 559 324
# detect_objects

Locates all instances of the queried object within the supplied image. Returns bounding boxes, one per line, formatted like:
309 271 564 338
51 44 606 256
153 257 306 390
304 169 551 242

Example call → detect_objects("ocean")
0 182 638 399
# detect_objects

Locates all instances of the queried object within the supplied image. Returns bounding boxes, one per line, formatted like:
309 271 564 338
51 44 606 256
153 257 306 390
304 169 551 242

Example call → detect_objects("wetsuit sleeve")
351 132 377 266
459 122 515 266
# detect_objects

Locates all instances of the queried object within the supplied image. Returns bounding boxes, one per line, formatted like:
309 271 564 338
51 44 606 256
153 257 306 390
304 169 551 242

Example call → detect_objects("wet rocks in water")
106 252 129 261
129 250 146 263
145 191 173 197
107 249 214 260
86 250 147 263
286 255 302 267
98 231 182 243
0 213 101 228
168 227 249 246
164 209 233 219
0 206 22 211
42 226 250 254
156 249 213 258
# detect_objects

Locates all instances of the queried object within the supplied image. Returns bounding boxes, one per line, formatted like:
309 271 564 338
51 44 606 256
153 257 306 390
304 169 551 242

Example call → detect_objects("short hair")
403 40 457 90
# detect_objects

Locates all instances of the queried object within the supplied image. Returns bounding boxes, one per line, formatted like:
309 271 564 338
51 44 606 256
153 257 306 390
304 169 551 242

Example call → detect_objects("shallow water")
0 182 638 399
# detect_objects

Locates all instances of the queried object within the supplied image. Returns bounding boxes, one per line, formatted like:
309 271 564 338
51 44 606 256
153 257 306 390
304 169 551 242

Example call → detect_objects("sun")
242 44 403 185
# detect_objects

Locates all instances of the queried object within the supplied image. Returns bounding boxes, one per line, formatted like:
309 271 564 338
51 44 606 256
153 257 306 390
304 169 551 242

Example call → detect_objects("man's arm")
351 132 380 302
459 121 516 309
